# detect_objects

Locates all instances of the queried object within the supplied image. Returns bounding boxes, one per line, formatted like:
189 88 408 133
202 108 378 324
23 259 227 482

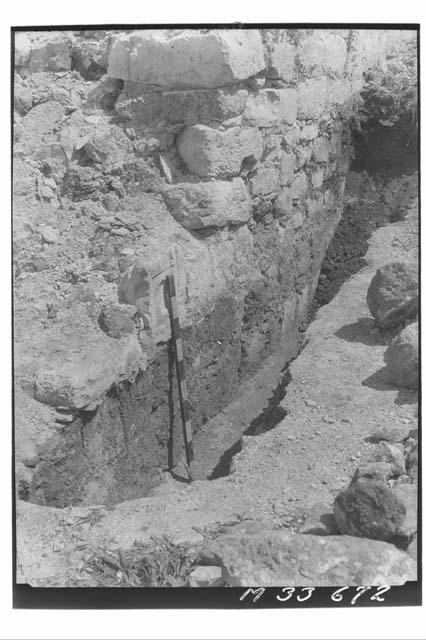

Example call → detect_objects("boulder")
384 323 418 390
367 262 418 329
373 441 406 476
177 124 262 178
34 334 145 411
204 529 416 586
82 125 133 166
333 480 406 540
108 30 265 89
162 178 252 229
393 484 417 539
242 88 298 127
98 304 137 339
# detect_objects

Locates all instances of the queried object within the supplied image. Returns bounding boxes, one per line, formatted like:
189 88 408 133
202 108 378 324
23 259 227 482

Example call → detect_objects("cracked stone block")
108 29 265 88
177 124 263 178
242 88 297 127
162 178 251 229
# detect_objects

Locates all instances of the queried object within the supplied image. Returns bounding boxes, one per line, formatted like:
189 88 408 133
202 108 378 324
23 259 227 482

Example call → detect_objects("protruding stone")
367 262 418 329
384 322 418 390
177 124 262 178
162 178 252 229
242 88 297 127
108 30 265 89
205 528 416 586
98 304 137 339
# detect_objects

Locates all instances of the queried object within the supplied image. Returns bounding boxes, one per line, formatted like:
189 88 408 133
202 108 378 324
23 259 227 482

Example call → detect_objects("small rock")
40 225 59 244
366 262 418 329
111 227 130 237
103 193 120 212
384 322 418 390
350 462 394 486
322 415 335 424
305 399 317 408
341 417 353 424
333 480 406 540
373 441 406 476
189 565 224 587
369 424 412 443
98 304 136 339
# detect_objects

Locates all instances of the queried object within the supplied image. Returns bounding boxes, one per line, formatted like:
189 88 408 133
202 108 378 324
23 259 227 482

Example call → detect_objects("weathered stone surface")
82 125 133 166
264 37 295 80
242 88 297 127
162 178 251 229
34 334 145 411
177 124 263 178
280 152 295 186
291 172 308 199
117 86 249 127
369 424 412 443
98 304 137 339
393 484 417 539
367 262 418 329
407 535 417 561
333 481 406 540
15 33 32 67
250 167 280 196
311 136 329 163
384 322 418 390
205 529 416 586
273 189 293 217
297 77 328 119
29 33 72 73
350 462 394 486
373 441 406 476
189 566 224 587
406 443 418 481
108 30 265 88
298 33 347 76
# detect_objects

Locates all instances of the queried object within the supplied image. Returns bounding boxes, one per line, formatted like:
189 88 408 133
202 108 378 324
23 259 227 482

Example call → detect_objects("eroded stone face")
177 124 263 178
242 88 298 127
108 29 265 88
162 178 252 229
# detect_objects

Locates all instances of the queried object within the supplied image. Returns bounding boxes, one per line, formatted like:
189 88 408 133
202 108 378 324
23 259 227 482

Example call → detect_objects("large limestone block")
384 322 418 390
34 334 145 411
108 29 265 88
162 178 252 229
242 88 297 127
367 262 418 329
204 529 416 586
177 124 263 178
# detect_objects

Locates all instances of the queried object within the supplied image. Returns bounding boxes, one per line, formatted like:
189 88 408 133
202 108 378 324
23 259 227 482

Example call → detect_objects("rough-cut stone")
264 38 295 80
108 30 265 88
298 33 347 76
280 152 295 186
350 462 394 486
291 172 308 199
250 167 280 196
333 480 406 540
116 87 249 128
373 441 406 476
367 262 418 329
34 334 144 411
162 178 252 229
177 124 263 178
189 566 224 587
28 33 72 73
369 424 412 443
98 304 137 339
205 529 416 586
297 78 328 119
384 323 418 390
393 484 417 539
243 89 297 127
82 125 133 166
312 136 329 163
273 189 293 217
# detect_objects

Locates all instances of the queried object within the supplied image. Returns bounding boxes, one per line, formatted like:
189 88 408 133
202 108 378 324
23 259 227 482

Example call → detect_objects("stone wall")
13 28 415 506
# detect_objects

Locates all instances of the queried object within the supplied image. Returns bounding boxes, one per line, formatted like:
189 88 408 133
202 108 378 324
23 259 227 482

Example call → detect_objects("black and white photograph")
11 23 420 609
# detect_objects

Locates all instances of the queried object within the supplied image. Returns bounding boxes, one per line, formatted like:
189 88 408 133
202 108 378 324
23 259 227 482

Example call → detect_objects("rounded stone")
367 262 418 329
333 480 406 540
384 322 418 390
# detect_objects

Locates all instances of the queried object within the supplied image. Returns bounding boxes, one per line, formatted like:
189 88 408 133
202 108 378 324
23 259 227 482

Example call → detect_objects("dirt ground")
16 181 418 587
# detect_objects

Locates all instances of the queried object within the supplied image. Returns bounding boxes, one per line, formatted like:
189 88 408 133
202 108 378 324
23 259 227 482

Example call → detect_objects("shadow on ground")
362 367 418 405
335 317 387 346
